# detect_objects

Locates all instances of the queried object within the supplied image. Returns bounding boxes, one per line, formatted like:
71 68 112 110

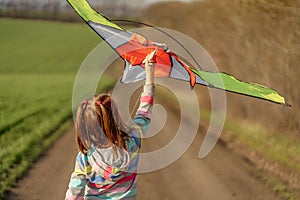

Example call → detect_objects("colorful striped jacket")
65 84 154 200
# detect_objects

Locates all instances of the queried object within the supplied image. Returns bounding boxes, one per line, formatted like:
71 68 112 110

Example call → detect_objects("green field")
0 18 113 197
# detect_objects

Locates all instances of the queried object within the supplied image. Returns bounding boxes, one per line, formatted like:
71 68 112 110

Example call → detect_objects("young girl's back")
66 55 155 200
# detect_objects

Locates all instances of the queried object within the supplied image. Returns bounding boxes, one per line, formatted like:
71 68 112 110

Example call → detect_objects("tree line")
0 0 144 21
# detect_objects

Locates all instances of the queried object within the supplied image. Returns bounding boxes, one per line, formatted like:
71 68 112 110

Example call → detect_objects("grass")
0 18 100 73
143 1 299 199
0 18 115 198
225 120 300 200
200 107 300 200
223 119 300 173
143 0 299 136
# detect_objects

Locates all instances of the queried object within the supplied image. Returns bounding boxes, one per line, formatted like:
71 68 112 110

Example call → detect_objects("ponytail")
75 94 129 155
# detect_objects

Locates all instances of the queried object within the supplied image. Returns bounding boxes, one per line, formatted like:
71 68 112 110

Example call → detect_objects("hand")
144 50 156 85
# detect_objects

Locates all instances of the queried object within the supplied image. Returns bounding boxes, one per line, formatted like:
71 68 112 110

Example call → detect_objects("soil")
5 95 283 200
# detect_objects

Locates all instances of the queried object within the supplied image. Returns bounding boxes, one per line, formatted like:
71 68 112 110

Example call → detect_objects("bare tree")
0 0 144 20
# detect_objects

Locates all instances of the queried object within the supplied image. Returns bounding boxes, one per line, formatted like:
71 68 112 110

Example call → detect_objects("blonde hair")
75 94 129 155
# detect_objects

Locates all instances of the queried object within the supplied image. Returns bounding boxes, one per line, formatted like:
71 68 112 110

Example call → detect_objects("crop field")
0 18 113 197
1 1 299 198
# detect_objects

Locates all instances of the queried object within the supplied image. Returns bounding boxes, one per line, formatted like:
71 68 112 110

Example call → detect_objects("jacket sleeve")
133 84 155 135
65 153 87 200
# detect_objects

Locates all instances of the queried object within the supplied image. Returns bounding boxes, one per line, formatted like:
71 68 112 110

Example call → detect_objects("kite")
67 0 288 106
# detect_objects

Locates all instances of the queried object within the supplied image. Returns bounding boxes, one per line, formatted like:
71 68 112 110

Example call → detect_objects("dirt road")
5 83 282 200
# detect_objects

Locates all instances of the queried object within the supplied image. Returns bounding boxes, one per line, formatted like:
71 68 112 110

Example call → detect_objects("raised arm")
133 53 156 135
145 52 155 85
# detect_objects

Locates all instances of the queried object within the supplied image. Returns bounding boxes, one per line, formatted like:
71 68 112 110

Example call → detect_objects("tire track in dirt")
4 82 283 200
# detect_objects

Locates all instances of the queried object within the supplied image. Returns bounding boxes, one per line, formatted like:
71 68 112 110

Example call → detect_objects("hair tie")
83 99 88 104
97 101 102 106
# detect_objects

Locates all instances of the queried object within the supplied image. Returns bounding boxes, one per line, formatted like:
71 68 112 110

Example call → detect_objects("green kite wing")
192 69 286 105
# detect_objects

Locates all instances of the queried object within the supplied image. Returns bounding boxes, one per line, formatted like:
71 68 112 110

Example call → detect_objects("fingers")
143 48 158 66
144 50 156 85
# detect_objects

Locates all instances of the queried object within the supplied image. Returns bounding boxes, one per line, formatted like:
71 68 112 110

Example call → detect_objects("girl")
65 54 155 200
